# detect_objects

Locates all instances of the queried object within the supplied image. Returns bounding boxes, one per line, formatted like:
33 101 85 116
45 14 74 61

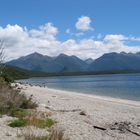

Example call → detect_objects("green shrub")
2 73 14 83
8 119 27 127
45 118 55 128
10 108 28 118
8 110 55 128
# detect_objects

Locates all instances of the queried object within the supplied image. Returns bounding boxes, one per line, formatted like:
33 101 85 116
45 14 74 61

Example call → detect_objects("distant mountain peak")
58 53 68 57
85 58 94 64
7 51 140 73
29 52 43 56
7 52 88 73
120 51 127 55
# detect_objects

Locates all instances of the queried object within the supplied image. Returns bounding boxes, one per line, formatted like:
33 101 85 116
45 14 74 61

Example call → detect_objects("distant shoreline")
16 70 140 81
5 63 140 80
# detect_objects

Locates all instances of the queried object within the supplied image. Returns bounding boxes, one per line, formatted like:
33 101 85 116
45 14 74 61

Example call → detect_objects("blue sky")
0 0 140 60
1 0 140 37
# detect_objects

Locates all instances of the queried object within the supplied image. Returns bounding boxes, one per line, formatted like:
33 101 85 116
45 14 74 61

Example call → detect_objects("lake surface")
17 74 140 101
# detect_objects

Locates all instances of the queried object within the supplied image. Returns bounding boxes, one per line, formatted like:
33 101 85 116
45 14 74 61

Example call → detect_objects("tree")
0 40 5 76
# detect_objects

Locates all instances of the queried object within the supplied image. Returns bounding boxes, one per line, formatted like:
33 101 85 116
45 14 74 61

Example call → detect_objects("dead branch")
0 40 5 75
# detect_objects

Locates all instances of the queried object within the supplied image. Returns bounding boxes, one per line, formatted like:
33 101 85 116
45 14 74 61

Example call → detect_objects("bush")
8 110 55 129
0 77 37 115
8 118 27 127
27 117 55 128
0 77 7 88
10 108 28 118
20 95 38 109
1 73 14 83
45 118 55 128
25 112 55 128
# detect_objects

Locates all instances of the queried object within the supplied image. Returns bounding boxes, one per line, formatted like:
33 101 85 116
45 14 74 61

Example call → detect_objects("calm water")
17 74 140 101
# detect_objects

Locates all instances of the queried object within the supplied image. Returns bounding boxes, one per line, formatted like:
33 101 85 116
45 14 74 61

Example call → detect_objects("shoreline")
16 72 140 105
46 86 140 107
19 83 140 140
19 82 140 108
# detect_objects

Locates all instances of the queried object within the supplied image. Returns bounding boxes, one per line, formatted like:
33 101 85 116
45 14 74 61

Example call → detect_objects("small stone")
79 111 86 116
5 132 12 136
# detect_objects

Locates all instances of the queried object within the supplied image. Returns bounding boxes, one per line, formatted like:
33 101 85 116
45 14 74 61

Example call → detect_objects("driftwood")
45 106 82 112
45 105 140 137
125 127 140 137
93 126 106 131
93 122 140 137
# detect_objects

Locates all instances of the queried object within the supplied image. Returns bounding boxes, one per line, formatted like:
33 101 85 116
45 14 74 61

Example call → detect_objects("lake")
17 74 140 101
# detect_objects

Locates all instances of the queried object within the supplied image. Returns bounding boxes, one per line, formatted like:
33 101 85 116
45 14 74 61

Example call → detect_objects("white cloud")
0 24 28 46
29 22 58 40
129 36 140 42
0 23 140 61
75 16 93 31
104 34 127 42
66 28 84 37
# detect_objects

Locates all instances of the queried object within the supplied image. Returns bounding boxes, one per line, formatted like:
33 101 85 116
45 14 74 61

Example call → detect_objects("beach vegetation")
0 41 36 115
0 41 69 140
23 127 68 140
0 82 37 115
8 110 56 128
45 118 55 128
25 117 55 128
10 108 28 118
8 118 27 127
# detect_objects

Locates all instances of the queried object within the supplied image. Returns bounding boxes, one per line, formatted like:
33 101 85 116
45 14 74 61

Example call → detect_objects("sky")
0 0 140 60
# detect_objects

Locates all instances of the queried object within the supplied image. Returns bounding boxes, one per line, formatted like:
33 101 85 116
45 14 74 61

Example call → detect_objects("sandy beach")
17 84 140 140
1 83 140 140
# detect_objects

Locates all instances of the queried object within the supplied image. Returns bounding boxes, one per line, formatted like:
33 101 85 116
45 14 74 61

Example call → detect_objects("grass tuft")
45 118 55 128
10 108 28 118
8 118 27 127
8 110 56 128
23 127 69 140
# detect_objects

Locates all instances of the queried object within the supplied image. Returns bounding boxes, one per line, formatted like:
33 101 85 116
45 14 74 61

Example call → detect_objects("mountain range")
7 52 140 73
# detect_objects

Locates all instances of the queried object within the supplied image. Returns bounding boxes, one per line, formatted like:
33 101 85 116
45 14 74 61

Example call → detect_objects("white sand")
18 84 140 140
1 83 140 140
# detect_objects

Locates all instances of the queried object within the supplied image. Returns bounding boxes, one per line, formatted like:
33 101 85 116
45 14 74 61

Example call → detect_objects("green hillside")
3 65 140 80
4 65 49 80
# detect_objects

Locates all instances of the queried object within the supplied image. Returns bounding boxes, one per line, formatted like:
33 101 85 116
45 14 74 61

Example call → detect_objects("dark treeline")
4 64 140 80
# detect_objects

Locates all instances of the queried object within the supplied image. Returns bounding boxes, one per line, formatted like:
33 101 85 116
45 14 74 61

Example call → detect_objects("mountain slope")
53 54 88 72
4 65 53 80
85 58 94 64
4 64 140 80
88 52 140 71
7 52 140 73
7 52 56 72
7 52 88 72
